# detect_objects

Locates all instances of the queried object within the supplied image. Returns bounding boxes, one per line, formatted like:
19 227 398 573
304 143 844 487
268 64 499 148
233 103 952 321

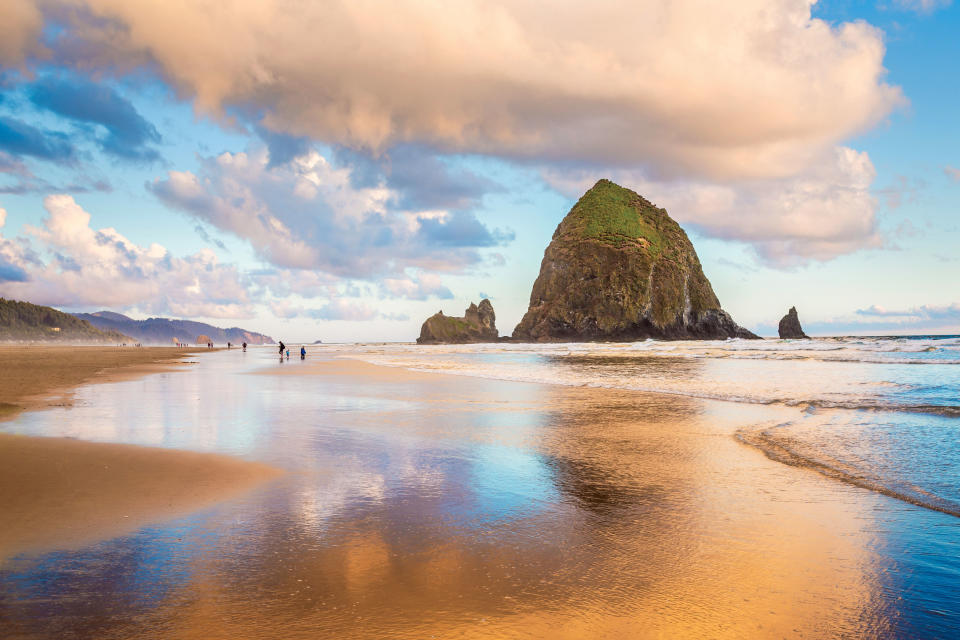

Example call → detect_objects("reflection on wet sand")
1 355 896 638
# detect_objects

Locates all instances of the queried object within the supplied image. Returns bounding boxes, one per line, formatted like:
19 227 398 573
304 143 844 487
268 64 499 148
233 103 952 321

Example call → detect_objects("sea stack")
778 307 808 339
512 179 757 342
417 299 499 344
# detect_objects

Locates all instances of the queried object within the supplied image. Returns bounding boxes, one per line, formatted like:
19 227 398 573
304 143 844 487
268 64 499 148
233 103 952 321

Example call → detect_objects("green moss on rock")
512 179 756 342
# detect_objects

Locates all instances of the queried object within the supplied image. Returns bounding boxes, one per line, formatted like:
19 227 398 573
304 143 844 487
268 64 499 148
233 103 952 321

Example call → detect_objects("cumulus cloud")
543 146 882 265
375 145 502 211
0 195 253 317
0 207 30 282
148 146 512 277
24 0 902 180
28 75 162 162
379 273 454 300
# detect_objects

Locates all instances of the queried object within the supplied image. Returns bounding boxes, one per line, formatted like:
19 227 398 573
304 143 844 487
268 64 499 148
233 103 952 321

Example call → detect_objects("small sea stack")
417 299 499 344
778 307 808 339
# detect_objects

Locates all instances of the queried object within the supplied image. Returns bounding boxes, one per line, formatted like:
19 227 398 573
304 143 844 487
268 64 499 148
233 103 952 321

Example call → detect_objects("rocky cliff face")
778 307 808 339
417 299 499 344
512 179 757 342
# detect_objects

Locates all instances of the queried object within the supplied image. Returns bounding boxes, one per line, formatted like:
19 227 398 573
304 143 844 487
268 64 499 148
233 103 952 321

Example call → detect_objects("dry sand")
0 345 280 562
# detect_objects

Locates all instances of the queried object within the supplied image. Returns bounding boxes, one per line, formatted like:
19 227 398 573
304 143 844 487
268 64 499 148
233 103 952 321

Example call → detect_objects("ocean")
335 336 960 516
1 339 958 637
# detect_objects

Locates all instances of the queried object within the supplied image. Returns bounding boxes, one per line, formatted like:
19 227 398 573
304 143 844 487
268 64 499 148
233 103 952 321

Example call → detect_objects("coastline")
2 347 950 636
247 353 895 637
0 345 281 563
0 345 209 422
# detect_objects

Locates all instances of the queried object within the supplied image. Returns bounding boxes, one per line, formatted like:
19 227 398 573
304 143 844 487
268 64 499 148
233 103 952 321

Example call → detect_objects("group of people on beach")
277 341 306 361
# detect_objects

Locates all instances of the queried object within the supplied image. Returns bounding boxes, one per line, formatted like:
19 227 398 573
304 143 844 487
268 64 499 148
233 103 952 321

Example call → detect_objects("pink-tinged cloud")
856 303 960 321
379 273 453 301
0 195 254 318
0 0 43 66
543 146 882 265
23 0 902 180
804 302 960 334
270 299 384 322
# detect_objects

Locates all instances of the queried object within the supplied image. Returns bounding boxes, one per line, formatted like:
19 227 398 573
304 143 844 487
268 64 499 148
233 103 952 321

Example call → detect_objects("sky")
0 0 958 341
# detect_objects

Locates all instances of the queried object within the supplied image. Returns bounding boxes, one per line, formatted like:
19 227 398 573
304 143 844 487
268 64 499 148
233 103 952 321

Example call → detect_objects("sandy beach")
0 346 280 564
4 347 946 638
0 345 207 421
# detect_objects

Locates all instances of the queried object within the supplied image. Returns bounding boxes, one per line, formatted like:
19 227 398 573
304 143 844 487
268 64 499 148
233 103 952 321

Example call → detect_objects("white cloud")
149 147 510 277
32 0 903 180
543 146 882 265
0 195 253 317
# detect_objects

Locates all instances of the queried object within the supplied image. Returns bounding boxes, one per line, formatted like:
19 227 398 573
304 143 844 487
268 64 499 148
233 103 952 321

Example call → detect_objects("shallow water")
1 344 958 638
341 337 960 513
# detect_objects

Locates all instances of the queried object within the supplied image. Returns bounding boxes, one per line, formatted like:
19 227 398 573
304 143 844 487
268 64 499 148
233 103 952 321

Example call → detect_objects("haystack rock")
417 299 499 344
512 179 757 342
778 307 808 339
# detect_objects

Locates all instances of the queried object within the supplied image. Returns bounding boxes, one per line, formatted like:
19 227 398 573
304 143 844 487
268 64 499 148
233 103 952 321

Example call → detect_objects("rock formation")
417 299 499 344
778 307 808 339
512 179 757 342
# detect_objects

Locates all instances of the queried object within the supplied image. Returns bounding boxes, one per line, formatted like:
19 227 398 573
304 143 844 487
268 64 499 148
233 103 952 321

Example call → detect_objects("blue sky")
1 0 958 341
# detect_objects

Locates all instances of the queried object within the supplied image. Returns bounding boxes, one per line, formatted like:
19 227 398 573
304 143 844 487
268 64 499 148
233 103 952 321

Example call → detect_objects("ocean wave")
344 355 960 418
322 340 960 366
737 424 960 519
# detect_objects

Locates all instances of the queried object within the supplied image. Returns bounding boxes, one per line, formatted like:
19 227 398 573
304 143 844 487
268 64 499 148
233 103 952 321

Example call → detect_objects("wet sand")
0 351 925 637
0 346 280 563
0 345 205 421
0 433 280 562
246 357 895 638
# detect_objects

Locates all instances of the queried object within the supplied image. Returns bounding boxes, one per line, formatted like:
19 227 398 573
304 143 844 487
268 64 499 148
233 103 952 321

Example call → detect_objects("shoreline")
250 353 895 637
0 345 209 422
3 347 942 636
322 351 960 519
0 346 282 563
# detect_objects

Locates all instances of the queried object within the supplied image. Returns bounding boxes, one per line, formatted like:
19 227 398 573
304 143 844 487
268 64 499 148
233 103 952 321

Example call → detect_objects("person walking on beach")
278 341 285 356
300 345 306 360
242 342 247 352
